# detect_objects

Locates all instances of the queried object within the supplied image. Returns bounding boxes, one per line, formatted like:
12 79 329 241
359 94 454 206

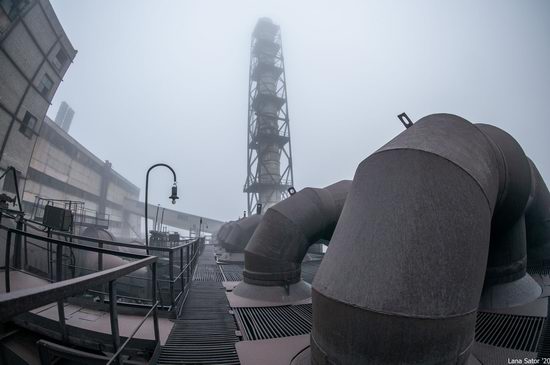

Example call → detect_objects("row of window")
39 47 70 98
19 110 37 138
0 0 31 22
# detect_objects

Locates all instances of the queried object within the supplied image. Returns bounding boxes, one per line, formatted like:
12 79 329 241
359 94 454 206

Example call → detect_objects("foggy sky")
48 0 550 222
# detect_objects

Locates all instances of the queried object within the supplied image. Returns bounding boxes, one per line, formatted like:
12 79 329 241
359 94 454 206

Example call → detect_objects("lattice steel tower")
244 18 294 215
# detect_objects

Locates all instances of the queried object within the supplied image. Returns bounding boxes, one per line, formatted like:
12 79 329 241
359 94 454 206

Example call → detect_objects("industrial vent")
233 304 312 340
193 264 224 282
475 311 545 352
220 265 244 281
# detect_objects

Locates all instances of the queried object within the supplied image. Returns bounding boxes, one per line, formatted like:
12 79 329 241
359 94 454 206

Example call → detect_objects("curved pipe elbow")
311 114 542 364
223 214 262 253
243 180 351 286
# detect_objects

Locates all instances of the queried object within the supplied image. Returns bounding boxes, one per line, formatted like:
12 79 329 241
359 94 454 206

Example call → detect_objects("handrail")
0 256 156 321
21 215 195 253
1 221 162 364
106 300 160 365
2 213 204 317
2 225 147 259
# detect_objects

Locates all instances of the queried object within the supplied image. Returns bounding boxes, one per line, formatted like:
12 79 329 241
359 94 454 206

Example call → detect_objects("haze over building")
0 0 76 197
53 100 74 133
0 2 549 365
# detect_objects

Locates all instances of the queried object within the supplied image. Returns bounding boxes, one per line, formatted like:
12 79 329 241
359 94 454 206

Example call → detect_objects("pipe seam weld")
371 147 495 212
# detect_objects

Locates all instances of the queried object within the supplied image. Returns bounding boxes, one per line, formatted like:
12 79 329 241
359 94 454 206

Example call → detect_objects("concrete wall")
0 0 76 197
23 117 142 239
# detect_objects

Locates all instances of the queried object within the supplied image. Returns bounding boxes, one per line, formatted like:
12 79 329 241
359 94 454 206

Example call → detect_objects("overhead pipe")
242 180 351 287
311 114 544 364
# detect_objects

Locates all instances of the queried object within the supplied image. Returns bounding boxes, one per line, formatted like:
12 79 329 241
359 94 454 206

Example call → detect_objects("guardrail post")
56 242 63 282
47 228 53 281
152 262 160 343
56 241 68 343
108 280 122 365
186 245 190 283
179 246 184 294
5 231 11 292
98 242 105 303
169 250 175 309
57 300 68 343
14 219 22 270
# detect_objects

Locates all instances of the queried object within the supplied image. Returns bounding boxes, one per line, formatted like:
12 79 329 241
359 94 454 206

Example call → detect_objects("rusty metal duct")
223 214 263 253
242 180 351 287
311 114 546 364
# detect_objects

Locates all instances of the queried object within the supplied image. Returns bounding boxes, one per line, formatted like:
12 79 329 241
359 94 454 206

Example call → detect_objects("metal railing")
2 211 203 313
0 209 205 363
0 223 161 364
37 227 203 311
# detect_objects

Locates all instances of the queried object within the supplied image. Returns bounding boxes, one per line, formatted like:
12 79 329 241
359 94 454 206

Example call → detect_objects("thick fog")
48 0 550 222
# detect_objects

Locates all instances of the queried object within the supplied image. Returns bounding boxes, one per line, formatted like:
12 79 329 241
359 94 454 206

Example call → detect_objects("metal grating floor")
193 264 225 282
220 264 244 281
158 246 240 364
231 303 545 354
475 311 545 353
233 305 312 341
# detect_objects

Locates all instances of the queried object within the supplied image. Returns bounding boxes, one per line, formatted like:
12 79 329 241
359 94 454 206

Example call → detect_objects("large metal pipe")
243 180 351 286
526 159 550 265
311 114 543 364
476 124 540 309
223 214 262 253
216 221 236 248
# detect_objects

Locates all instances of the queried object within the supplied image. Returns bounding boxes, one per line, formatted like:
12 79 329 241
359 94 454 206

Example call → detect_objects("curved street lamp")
145 163 179 253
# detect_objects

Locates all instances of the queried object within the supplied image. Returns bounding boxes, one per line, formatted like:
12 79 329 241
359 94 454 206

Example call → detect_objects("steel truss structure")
244 18 294 215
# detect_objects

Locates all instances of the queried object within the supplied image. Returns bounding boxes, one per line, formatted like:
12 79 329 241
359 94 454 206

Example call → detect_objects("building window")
53 48 69 70
39 73 54 98
2 167 21 194
0 0 31 21
19 111 37 138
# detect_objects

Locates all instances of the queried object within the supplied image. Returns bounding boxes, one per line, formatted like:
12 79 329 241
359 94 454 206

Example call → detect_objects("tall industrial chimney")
244 18 294 215
54 101 75 133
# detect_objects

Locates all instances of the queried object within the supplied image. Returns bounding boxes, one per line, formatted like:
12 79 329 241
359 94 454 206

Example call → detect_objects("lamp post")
145 163 179 254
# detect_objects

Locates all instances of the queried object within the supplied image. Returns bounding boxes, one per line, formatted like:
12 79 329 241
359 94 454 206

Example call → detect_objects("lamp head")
169 183 179 204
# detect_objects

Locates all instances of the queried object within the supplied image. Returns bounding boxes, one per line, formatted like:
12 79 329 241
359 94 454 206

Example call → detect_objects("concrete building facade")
23 116 142 239
0 0 76 197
